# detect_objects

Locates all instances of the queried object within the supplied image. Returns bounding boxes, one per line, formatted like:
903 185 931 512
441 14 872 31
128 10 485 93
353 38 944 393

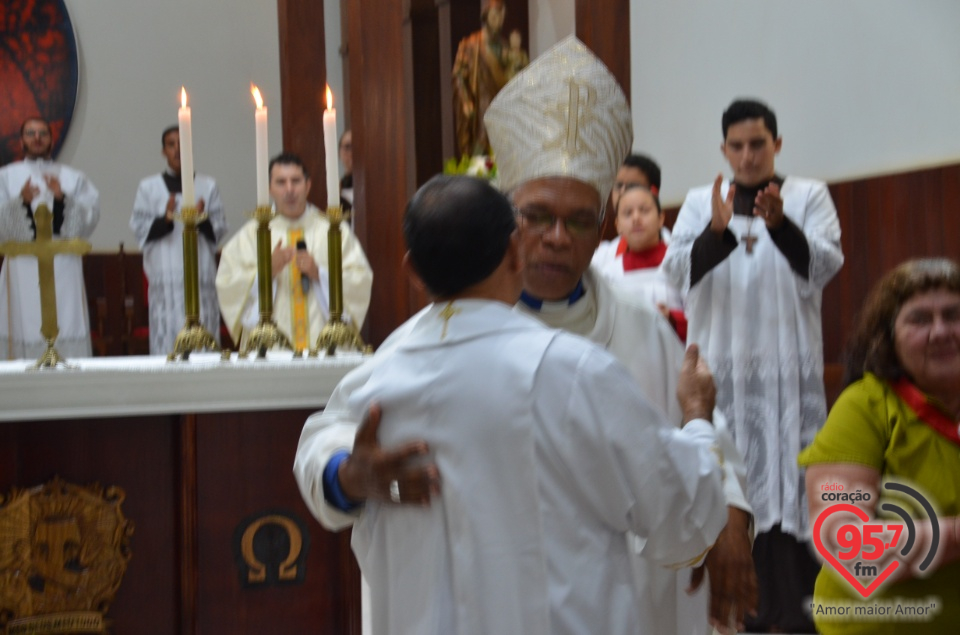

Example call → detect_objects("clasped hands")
710 173 784 234
271 240 320 281
20 175 64 205
164 194 205 222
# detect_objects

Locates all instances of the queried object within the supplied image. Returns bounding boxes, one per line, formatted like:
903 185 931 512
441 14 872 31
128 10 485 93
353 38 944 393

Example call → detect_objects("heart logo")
812 503 900 598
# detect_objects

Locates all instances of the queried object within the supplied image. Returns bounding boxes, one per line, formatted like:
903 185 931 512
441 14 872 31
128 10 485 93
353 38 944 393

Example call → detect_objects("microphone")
296 239 310 294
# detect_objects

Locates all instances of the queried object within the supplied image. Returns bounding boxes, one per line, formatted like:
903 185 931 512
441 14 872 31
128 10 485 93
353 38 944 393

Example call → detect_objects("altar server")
130 125 228 354
0 117 99 360
662 98 844 633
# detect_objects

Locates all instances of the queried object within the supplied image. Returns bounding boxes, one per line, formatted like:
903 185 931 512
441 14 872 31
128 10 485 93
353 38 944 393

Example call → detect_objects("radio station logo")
813 481 939 598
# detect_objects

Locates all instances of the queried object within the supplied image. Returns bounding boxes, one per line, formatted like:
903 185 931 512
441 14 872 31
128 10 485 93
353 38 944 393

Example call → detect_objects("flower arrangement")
443 154 497 181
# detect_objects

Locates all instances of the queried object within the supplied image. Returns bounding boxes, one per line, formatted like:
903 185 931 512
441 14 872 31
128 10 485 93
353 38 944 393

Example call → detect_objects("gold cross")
741 218 759 255
0 204 91 363
438 302 462 340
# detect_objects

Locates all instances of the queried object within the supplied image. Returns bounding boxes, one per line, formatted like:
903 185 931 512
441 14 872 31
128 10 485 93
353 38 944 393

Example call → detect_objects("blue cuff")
322 450 361 512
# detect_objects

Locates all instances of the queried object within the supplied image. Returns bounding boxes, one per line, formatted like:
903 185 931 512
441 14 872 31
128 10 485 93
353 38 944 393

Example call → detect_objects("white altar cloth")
0 352 366 422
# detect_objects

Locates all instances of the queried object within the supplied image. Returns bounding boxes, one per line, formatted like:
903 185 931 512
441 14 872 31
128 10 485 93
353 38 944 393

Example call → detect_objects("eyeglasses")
516 208 599 238
23 129 51 139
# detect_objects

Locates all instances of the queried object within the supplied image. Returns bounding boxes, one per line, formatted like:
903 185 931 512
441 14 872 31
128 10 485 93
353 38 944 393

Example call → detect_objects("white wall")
58 0 282 250
529 0 575 58
629 0 960 206
324 0 346 144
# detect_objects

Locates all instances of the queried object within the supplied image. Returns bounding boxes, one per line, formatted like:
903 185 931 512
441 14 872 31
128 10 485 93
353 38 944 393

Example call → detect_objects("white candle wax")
322 99 339 209
178 88 196 207
255 107 269 206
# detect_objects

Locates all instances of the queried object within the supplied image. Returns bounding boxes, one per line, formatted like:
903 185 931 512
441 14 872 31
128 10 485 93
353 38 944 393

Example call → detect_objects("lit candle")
251 85 269 206
322 86 339 209
178 87 196 207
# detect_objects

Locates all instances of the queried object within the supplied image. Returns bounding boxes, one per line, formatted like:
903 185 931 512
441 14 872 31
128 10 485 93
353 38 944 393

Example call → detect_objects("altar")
0 353 365 634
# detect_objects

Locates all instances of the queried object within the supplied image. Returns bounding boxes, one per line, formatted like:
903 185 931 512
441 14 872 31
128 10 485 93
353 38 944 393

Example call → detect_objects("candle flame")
325 85 333 110
251 84 264 110
180 87 188 108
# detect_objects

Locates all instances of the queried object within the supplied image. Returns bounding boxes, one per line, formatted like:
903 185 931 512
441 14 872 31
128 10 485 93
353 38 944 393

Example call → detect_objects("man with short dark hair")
663 98 844 633
130 126 228 355
297 173 726 634
0 117 99 359
216 152 372 351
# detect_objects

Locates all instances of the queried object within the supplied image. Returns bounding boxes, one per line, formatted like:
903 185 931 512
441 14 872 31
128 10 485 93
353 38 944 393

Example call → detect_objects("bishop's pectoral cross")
0 204 91 368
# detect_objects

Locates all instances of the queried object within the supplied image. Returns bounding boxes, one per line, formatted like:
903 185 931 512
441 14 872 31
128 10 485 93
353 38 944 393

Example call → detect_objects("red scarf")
890 378 960 447
621 241 667 272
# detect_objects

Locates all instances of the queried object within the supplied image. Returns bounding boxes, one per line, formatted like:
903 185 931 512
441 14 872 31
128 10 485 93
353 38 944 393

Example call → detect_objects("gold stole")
288 229 309 351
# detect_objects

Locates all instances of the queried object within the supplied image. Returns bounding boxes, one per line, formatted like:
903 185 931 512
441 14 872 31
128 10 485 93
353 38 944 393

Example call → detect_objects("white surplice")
517 268 750 635
662 176 844 539
0 159 99 360
216 203 373 348
591 241 685 314
129 173 228 355
295 300 726 635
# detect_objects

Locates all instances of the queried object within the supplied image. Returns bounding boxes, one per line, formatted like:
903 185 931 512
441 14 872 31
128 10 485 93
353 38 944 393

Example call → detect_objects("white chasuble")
518 268 750 635
295 301 726 635
216 204 372 349
0 159 99 360
662 176 843 539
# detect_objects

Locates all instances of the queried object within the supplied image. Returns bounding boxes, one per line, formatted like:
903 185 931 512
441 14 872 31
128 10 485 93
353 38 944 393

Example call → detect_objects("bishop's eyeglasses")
515 207 600 239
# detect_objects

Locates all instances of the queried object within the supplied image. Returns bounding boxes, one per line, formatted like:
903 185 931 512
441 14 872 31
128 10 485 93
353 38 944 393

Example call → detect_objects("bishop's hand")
677 344 716 425
339 402 440 505
710 174 734 234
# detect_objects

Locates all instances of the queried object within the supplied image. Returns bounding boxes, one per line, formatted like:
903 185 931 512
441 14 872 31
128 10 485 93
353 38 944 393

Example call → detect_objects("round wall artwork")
0 0 79 166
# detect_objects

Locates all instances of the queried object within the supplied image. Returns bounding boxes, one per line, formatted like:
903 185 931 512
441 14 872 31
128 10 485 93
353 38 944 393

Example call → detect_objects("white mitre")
484 35 632 214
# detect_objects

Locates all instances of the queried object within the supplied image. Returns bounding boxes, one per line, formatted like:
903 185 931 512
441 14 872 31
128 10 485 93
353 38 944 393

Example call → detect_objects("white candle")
178 87 196 207
252 85 269 206
322 86 339 209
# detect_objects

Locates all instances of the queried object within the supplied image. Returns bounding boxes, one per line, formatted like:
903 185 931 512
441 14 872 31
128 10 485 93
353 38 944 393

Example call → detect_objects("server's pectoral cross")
741 220 759 255
0 204 91 368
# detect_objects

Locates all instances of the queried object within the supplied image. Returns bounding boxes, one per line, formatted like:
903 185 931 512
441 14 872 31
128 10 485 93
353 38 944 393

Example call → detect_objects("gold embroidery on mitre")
543 79 600 157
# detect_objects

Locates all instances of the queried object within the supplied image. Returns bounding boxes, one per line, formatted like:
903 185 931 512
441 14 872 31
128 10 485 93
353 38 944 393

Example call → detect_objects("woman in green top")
799 258 960 633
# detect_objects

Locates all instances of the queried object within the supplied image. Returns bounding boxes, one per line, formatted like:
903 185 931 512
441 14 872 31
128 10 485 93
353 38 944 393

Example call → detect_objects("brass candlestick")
169 205 219 361
238 205 292 359
314 205 369 356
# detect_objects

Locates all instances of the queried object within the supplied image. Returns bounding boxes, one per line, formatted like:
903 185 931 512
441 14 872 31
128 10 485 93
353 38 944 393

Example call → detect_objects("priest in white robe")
216 153 372 350
296 173 727 635
662 99 844 633
0 117 99 360
130 126 228 355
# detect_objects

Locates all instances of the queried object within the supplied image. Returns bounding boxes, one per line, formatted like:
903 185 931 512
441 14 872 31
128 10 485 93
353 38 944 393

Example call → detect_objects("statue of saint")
452 1 527 159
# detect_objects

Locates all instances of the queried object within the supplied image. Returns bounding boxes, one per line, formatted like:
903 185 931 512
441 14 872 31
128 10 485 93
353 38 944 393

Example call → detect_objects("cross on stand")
0 204 91 368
